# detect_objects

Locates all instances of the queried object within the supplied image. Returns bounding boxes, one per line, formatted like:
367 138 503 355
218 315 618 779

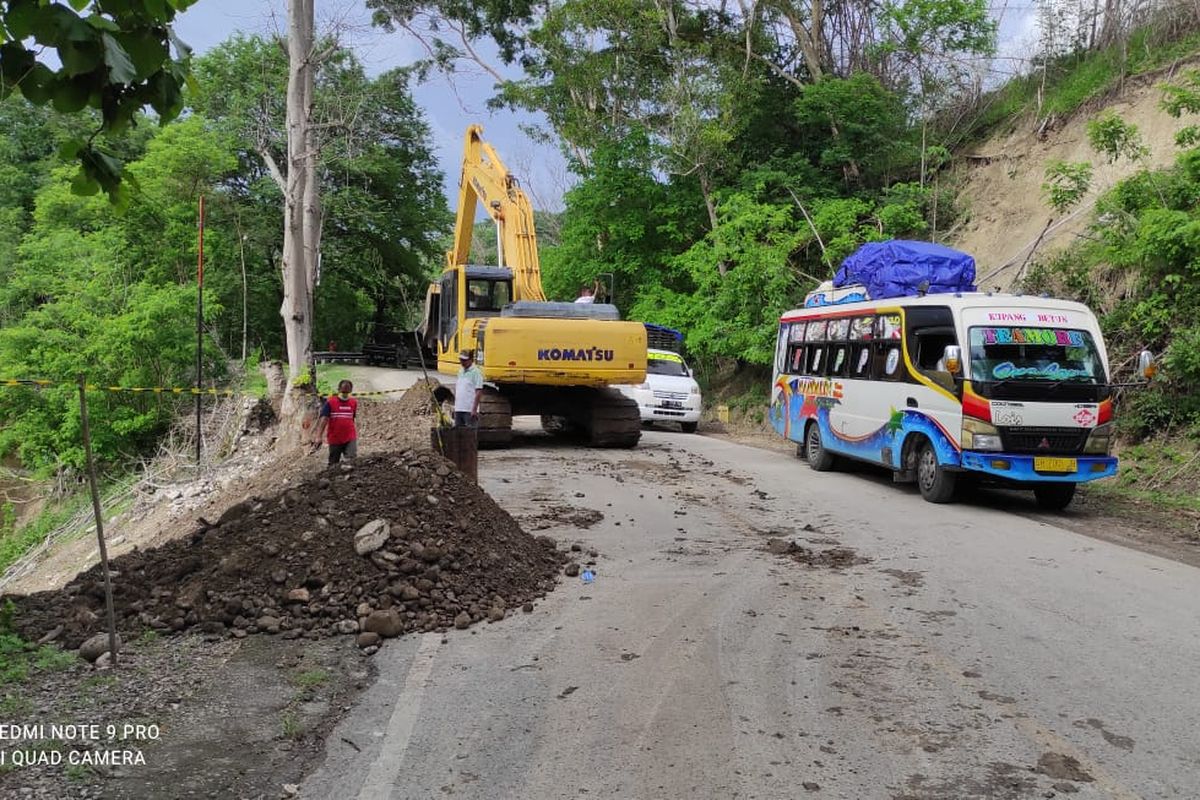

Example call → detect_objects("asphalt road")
338 365 442 394
301 422 1200 800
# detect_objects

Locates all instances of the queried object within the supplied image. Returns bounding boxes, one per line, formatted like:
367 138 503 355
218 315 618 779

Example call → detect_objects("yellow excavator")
419 125 647 447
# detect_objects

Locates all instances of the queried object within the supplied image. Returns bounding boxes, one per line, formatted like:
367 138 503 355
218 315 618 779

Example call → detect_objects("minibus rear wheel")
1033 482 1076 510
916 439 957 503
805 422 837 472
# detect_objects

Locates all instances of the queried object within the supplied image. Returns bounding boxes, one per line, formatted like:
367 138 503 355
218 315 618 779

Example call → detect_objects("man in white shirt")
454 350 484 427
574 284 595 304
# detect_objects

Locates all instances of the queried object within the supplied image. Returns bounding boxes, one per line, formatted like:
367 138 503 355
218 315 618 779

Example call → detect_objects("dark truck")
361 325 438 369
361 326 410 368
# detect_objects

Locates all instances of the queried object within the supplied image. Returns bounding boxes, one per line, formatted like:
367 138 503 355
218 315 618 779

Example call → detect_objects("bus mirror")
1138 350 1156 379
942 345 962 374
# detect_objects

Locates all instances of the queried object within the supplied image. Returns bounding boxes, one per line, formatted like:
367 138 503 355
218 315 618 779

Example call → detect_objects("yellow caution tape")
89 385 239 396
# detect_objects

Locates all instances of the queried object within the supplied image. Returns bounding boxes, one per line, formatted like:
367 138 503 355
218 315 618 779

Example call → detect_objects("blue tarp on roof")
833 240 976 300
644 323 684 353
643 323 683 343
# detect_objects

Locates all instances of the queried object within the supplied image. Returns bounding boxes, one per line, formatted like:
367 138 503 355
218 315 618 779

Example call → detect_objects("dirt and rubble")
3 450 565 652
2 377 446 597
764 536 871 568
0 378 583 800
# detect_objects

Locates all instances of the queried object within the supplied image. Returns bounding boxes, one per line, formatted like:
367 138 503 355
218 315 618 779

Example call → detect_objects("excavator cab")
434 266 514 353
464 267 513 317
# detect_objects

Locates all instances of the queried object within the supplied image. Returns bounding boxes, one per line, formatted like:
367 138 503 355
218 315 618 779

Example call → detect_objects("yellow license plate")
1034 457 1077 473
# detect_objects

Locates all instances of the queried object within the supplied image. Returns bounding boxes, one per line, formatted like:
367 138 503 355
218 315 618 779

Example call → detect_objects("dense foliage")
0 37 448 470
493 0 988 367
1025 71 1200 434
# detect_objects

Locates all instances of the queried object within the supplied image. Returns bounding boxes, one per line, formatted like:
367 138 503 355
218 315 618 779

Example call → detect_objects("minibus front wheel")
805 422 837 472
915 438 957 503
1033 482 1076 511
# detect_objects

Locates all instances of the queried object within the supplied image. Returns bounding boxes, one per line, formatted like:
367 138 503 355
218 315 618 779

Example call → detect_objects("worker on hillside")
312 379 358 464
455 350 484 427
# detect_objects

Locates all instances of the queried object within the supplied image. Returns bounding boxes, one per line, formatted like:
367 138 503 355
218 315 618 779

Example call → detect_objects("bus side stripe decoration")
771 375 962 469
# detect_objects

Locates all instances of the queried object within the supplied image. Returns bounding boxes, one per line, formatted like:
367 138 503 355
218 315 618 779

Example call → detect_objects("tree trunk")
782 0 826 79
281 0 319 412
699 170 719 234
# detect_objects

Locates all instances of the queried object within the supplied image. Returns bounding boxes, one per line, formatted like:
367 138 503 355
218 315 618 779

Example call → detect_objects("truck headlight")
962 417 1003 451
1084 423 1114 454
689 383 700 395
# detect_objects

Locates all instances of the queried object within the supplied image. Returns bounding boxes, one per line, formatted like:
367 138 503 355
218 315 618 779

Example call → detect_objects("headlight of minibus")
962 417 1003 451
689 383 701 395
1084 423 1114 454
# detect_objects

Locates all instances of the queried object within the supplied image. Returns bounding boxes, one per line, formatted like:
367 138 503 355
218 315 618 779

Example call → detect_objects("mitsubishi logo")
1038 437 1051 449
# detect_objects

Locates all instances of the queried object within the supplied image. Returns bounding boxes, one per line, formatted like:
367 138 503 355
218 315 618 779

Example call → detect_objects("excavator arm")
449 124 546 302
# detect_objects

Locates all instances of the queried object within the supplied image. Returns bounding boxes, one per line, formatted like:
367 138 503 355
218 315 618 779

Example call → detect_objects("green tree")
540 130 705 306
190 35 450 358
1042 160 1093 213
0 117 236 469
0 0 196 201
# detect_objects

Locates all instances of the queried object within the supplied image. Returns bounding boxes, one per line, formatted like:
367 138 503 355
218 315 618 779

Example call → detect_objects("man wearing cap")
454 350 484 427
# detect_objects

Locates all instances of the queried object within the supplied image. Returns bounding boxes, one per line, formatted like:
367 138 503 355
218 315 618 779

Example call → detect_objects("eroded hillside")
951 59 1200 286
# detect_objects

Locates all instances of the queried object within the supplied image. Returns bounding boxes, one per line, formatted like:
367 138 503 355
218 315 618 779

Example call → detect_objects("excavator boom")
448 125 545 302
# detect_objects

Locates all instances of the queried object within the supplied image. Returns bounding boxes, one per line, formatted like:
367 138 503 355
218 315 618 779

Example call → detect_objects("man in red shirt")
312 379 358 465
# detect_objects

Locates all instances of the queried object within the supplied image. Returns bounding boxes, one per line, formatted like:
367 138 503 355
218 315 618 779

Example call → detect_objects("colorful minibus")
770 293 1144 508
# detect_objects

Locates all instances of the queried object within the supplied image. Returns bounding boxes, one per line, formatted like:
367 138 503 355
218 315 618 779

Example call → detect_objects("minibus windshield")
968 326 1105 384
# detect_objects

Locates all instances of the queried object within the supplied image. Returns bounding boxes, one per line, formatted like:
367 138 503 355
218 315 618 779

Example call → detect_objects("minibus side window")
875 342 905 381
775 324 789 375
784 320 807 375
803 320 827 376
851 344 872 378
808 344 825 374
824 317 850 377
827 344 849 376
790 344 805 374
848 316 875 379
875 313 902 340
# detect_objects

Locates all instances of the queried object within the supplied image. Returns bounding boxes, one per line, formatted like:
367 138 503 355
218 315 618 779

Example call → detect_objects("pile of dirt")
357 378 442 451
4 451 565 651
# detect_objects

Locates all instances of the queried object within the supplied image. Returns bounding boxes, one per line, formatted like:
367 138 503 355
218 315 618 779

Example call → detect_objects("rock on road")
302 424 1199 800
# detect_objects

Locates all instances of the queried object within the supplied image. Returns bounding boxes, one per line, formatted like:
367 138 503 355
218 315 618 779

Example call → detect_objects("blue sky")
173 0 571 211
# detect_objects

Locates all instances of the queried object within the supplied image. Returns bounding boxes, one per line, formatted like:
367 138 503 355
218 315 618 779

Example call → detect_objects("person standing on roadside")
454 350 483 427
312 379 358 464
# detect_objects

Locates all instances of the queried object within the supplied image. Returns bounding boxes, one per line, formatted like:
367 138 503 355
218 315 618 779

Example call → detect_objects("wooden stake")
196 194 205 466
78 375 118 667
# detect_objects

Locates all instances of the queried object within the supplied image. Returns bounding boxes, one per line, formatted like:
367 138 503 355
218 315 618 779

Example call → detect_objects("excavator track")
477 388 513 448
585 389 641 448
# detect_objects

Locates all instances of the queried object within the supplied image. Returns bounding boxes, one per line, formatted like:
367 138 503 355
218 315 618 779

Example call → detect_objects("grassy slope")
965 29 1200 144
